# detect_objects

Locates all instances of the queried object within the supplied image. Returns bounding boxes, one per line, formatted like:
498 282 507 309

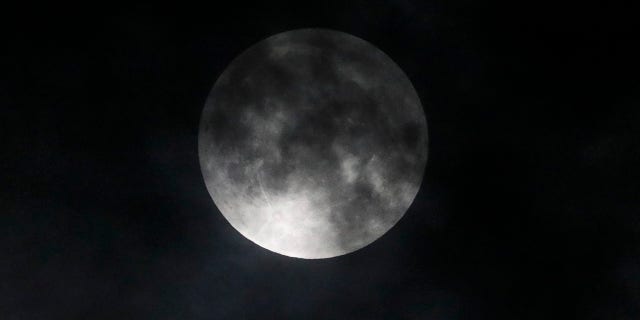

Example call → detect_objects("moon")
198 29 428 259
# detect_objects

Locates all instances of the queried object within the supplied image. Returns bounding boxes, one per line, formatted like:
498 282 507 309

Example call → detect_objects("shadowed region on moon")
199 29 428 259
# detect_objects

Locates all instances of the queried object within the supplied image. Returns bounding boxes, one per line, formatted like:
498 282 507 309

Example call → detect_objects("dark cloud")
2 1 640 319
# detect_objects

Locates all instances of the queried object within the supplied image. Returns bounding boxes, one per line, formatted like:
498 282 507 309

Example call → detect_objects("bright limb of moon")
198 29 428 259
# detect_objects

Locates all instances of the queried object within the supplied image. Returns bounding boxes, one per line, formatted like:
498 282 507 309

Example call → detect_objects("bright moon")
199 29 428 259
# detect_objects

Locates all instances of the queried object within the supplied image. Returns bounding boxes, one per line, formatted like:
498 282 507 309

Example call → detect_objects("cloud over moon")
199 29 428 259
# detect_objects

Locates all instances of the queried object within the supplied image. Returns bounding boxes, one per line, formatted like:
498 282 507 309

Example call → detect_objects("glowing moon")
199 29 428 259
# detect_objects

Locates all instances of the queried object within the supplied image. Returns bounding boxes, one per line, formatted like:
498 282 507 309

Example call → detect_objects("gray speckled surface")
199 29 427 258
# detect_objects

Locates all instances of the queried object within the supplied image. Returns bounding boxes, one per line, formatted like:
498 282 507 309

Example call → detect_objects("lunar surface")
199 29 428 259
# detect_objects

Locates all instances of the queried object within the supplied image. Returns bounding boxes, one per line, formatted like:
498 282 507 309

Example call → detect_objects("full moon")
199 29 428 259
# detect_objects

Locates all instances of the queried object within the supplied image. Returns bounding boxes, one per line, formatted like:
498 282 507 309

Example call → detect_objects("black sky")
2 1 640 319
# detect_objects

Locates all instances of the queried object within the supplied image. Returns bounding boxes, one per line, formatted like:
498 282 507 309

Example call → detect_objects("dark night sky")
2 1 640 319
